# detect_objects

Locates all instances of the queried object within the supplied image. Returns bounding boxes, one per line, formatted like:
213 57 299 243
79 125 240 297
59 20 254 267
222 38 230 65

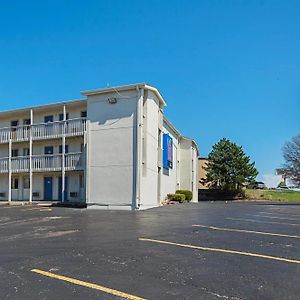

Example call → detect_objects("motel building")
0 84 198 210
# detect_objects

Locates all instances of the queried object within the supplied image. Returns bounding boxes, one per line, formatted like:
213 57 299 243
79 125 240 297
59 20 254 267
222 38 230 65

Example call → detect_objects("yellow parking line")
227 217 300 227
192 224 300 239
31 269 146 300
249 214 299 221
23 207 43 211
139 238 300 265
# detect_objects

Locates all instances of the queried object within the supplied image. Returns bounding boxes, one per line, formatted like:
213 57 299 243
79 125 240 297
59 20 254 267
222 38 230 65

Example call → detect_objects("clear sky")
0 1 299 185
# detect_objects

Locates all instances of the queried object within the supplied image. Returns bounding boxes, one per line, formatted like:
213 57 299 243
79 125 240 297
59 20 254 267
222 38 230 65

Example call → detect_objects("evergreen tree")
203 138 258 191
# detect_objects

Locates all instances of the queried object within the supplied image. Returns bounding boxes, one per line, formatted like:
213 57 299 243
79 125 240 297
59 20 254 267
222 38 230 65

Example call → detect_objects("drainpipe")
135 86 144 209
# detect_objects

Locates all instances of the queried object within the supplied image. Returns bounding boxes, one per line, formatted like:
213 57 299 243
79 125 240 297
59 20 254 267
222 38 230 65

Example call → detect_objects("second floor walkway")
0 118 87 144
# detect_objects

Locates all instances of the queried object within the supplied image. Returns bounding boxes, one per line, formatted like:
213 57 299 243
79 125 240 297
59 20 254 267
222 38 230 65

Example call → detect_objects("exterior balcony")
0 152 84 174
0 118 87 144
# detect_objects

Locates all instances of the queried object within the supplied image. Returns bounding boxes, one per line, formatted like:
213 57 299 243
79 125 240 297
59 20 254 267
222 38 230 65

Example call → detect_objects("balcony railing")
0 118 86 144
12 156 30 173
0 153 84 173
0 158 9 173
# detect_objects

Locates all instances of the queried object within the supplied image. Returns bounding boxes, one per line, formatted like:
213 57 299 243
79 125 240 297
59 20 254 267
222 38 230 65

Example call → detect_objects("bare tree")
279 134 300 185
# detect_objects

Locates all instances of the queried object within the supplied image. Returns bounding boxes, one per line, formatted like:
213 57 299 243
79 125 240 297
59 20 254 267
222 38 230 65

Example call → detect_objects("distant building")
198 157 209 189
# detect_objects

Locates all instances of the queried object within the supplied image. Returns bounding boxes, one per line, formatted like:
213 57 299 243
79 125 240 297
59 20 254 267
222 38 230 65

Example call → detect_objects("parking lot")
0 202 300 300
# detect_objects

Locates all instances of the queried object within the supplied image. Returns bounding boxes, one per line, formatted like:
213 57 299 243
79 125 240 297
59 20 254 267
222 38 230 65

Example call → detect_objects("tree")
278 134 300 185
203 138 258 191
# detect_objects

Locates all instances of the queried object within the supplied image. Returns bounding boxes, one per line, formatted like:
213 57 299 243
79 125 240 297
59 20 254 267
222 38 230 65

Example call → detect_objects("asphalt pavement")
0 201 299 300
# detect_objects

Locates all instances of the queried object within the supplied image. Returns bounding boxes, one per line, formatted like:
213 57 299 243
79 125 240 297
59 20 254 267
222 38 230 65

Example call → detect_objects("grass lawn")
245 189 300 202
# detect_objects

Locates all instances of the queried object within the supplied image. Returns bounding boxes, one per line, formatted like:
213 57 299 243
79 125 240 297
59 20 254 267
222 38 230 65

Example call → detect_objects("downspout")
134 86 144 209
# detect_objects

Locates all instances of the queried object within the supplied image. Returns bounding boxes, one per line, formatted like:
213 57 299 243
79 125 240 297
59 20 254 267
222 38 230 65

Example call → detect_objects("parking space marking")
192 224 300 239
0 206 21 209
268 207 300 211
23 207 46 211
248 214 299 221
31 269 146 300
260 212 300 218
227 217 300 227
139 238 300 265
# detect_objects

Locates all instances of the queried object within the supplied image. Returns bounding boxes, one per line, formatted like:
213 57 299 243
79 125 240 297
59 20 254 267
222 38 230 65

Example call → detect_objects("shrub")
176 190 193 202
167 193 186 203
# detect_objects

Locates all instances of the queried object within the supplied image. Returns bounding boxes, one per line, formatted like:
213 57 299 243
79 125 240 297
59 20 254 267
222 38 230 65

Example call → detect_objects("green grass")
245 189 300 202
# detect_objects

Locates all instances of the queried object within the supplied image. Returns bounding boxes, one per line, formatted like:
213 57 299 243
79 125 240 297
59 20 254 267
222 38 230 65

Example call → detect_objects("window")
11 120 19 127
81 111 87 118
23 148 30 156
23 177 30 189
23 119 31 125
44 115 53 123
12 178 19 189
11 149 19 157
11 120 19 132
59 113 69 121
59 145 69 154
44 146 54 155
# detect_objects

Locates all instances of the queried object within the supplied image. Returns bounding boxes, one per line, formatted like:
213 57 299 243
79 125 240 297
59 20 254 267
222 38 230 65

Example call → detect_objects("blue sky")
0 1 299 184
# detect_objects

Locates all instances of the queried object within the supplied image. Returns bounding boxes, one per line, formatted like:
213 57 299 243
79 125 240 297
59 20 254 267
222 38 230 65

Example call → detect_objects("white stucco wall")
179 139 199 202
86 90 138 209
139 91 160 209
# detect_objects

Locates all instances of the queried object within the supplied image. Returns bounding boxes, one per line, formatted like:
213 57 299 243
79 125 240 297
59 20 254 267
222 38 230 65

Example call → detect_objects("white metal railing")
65 118 87 137
32 154 62 172
0 128 12 144
11 156 30 173
65 152 83 170
32 122 63 140
0 158 8 173
0 153 84 173
0 118 87 143
32 118 86 140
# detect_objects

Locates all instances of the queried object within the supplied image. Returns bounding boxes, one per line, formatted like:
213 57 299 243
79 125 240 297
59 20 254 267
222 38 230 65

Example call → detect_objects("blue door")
58 176 68 202
44 177 53 201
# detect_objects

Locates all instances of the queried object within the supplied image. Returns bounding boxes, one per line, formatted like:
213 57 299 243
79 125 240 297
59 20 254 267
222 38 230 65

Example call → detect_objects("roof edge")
0 98 86 116
81 83 167 107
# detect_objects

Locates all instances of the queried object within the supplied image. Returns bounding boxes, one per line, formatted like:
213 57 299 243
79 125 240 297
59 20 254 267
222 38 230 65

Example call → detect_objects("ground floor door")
44 177 53 201
58 176 68 202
